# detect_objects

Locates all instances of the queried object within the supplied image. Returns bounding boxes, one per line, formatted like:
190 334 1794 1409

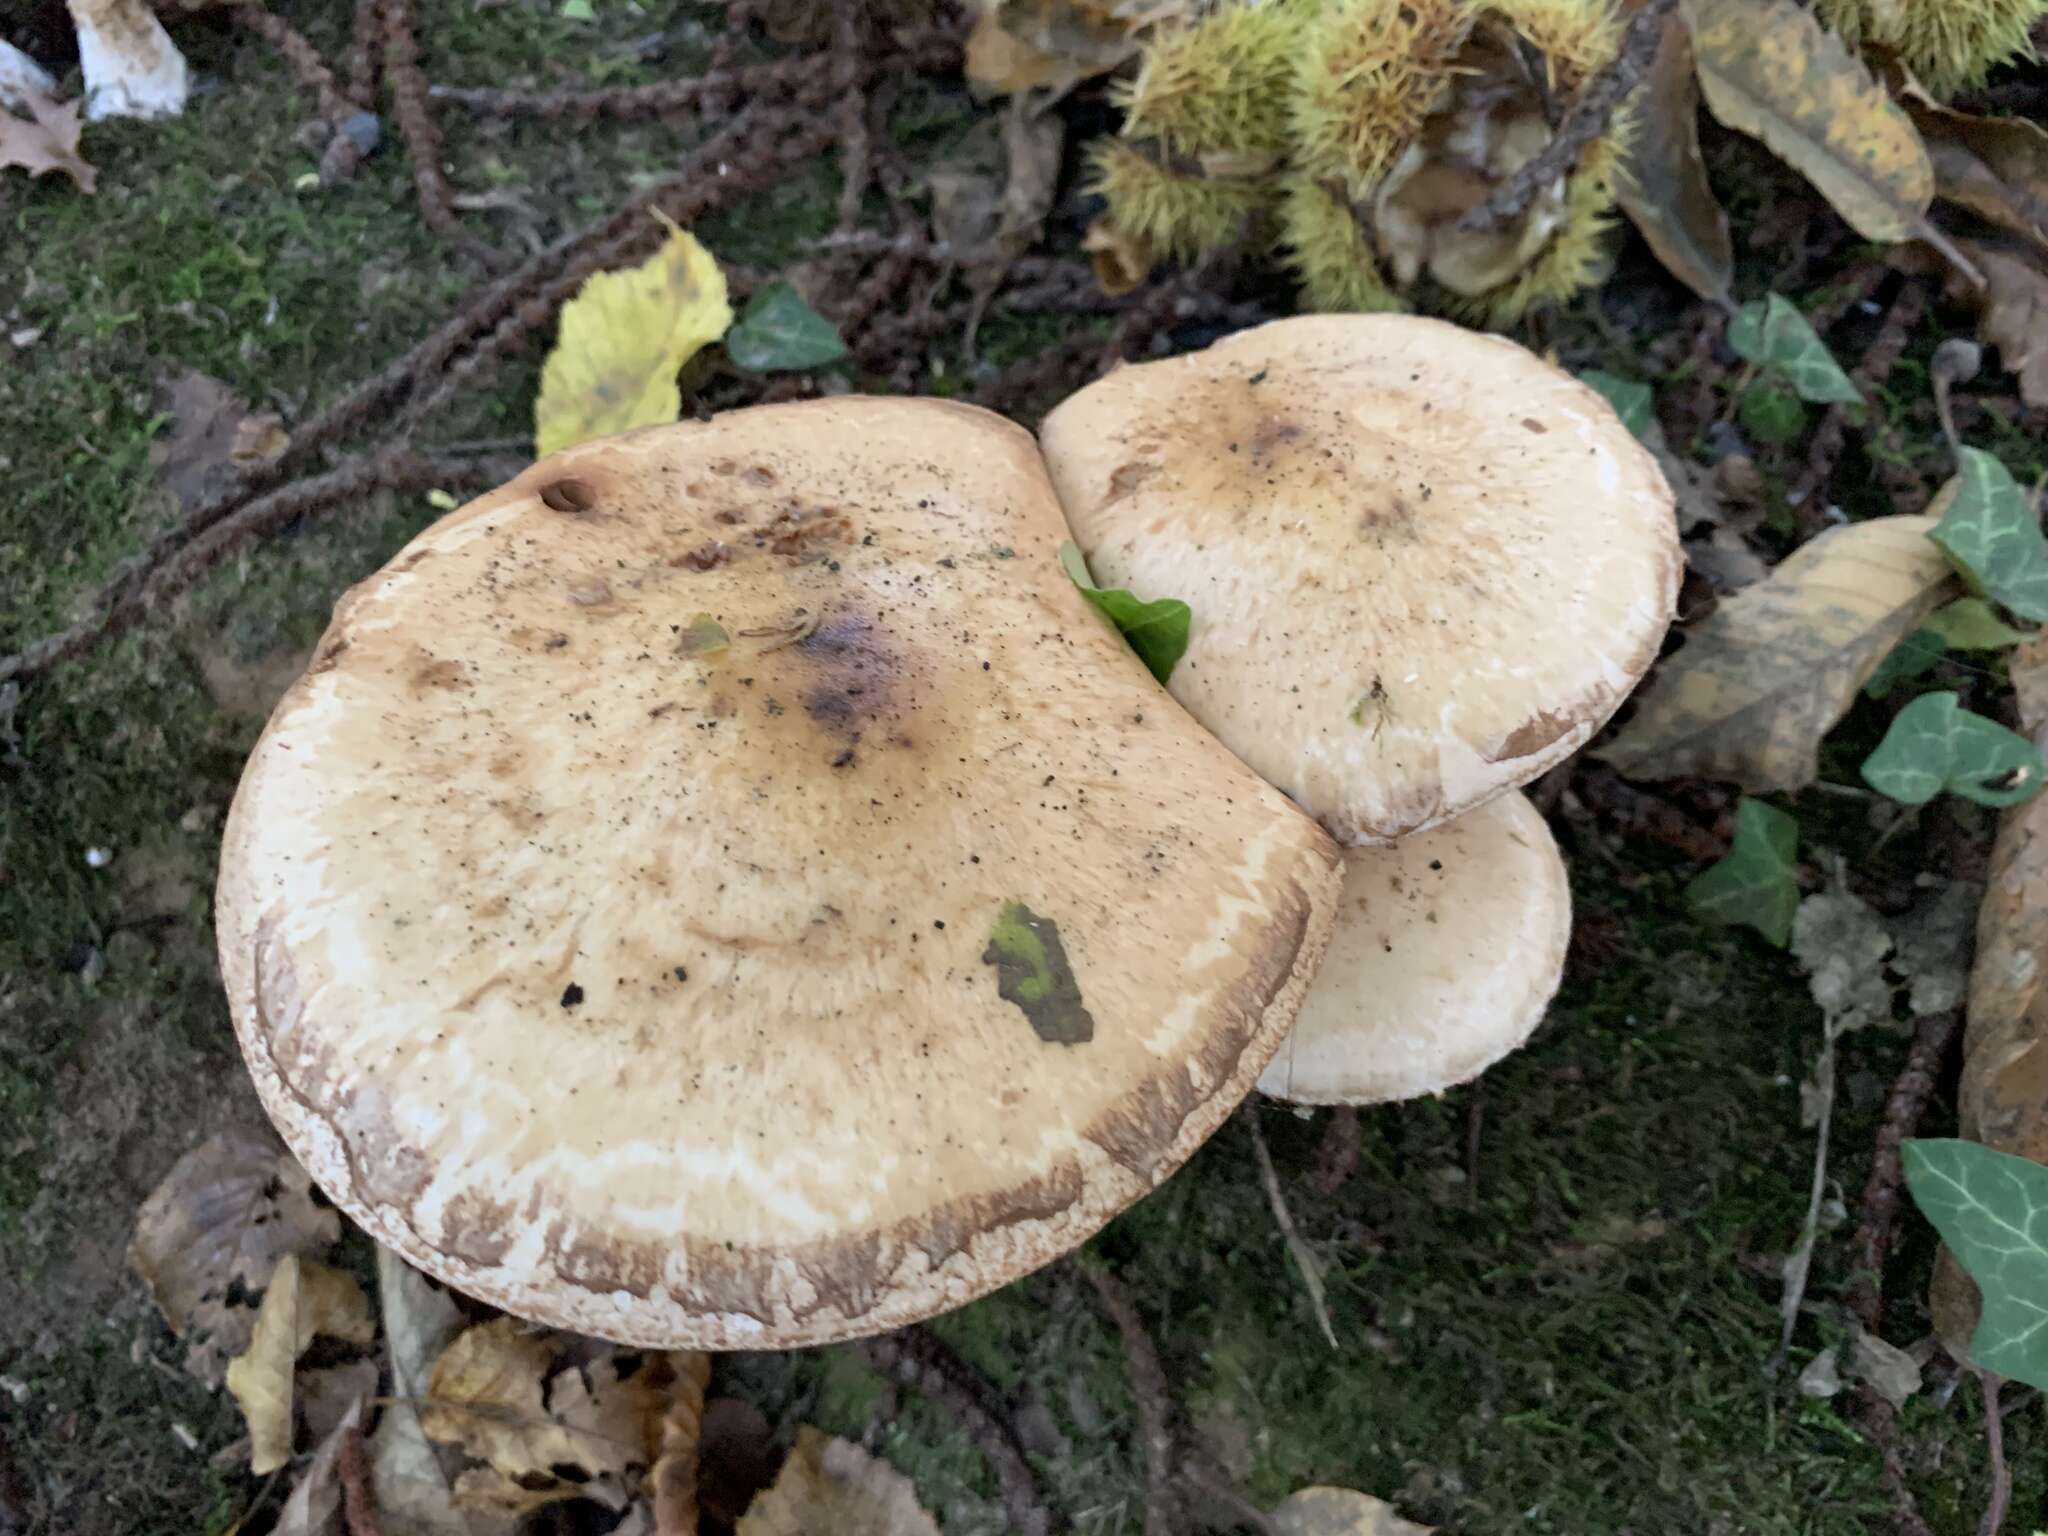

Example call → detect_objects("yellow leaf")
1597 515 1954 793
735 1427 940 1536
533 217 731 458
1684 0 1933 243
224 1255 375 1474
420 1319 669 1483
1271 1486 1436 1535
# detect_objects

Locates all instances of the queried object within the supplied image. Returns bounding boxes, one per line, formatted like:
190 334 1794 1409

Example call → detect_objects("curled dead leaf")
225 1255 376 1475
1901 87 2048 252
965 0 1170 99
735 1427 940 1536
274 1395 371 1536
1271 1486 1436 1535
1598 514 1955 793
1935 634 2048 1361
128 1129 340 1385
1951 238 2048 409
1084 217 1155 296
1616 8 1734 307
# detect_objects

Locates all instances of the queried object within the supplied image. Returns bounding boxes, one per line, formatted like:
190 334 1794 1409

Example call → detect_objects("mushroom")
1039 312 1677 1101
1040 312 1680 848
1254 791 1569 1105
215 398 1342 1348
0 39 58 114
68 0 188 120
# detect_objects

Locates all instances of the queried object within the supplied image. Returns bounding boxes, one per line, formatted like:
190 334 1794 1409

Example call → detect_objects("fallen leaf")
1687 797 1801 946
1792 884 1897 1033
421 1320 667 1489
735 1427 941 1535
1577 369 1654 439
1849 1322 1924 1408
533 215 732 457
225 1255 376 1474
1598 515 1954 793
1904 91 2048 252
370 1250 517 1536
1950 237 2048 409
1929 447 2048 621
1060 539 1191 684
1684 0 1934 245
148 371 275 516
301 1360 381 1447
1797 1344 1844 1397
128 1129 341 1386
1862 690 2045 808
275 1395 370 1536
1893 877 1982 1016
965 0 1168 99
1905 1139 2048 1392
0 80 96 192
1615 8 1733 306
1932 634 2048 1362
1270 1486 1436 1535
1864 627 1947 697
650 1353 712 1536
725 282 848 374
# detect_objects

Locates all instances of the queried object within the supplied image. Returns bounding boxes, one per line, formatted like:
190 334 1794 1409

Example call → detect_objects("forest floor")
2 3 2045 1534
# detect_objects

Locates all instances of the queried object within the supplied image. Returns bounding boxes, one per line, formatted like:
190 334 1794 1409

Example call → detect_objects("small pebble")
84 846 111 868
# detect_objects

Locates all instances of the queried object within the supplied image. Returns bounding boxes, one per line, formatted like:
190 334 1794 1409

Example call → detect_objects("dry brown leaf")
422 1319 668 1487
964 0 1178 99
1271 1486 1436 1535
1953 238 2048 408
370 1250 518 1536
650 1353 713 1536
1000 97 1065 250
1616 8 1734 306
735 1427 940 1536
1684 0 1934 245
1933 633 2048 1361
128 1128 340 1385
225 1255 376 1475
1904 91 2048 252
1597 514 1954 792
301 1360 381 1447
0 81 96 192
229 412 290 468
274 1395 370 1536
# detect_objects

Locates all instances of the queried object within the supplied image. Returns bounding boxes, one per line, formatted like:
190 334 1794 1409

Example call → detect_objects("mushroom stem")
68 0 189 120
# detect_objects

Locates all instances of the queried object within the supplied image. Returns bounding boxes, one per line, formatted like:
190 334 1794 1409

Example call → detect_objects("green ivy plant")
1904 1140 2048 1393
1727 293 1861 446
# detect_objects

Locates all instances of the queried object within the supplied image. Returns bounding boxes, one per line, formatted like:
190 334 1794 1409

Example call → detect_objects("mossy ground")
0 5 2039 1533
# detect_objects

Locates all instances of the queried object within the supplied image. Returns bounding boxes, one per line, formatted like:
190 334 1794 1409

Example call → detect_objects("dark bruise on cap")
214 398 1343 1348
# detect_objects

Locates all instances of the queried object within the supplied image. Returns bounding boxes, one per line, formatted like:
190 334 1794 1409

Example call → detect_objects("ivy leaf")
1685 797 1800 947
1928 447 2048 622
724 281 848 373
1903 1139 2048 1393
1059 540 1190 685
1578 369 1654 439
1728 295 1861 404
1863 628 1947 698
1924 596 2028 651
1861 691 2045 808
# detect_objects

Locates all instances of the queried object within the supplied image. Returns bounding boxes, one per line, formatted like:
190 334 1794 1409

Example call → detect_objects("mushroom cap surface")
1257 791 1569 1106
216 399 1341 1349
1039 313 1680 844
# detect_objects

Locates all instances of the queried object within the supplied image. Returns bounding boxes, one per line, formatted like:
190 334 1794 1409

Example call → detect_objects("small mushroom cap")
216 398 1340 1349
1040 314 1680 844
1256 791 1569 1106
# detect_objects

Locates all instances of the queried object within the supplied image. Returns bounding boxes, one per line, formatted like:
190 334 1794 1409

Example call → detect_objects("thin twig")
1460 0 1678 232
1245 1108 1339 1349
336 1425 383 1536
384 0 472 253
852 1329 1057 1536
1848 1009 1964 1333
1076 1258 1182 1536
1979 1369 2011 1536
1772 1009 1845 1373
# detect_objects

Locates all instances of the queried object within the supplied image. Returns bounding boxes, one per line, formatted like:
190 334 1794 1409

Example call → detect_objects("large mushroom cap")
216 399 1340 1349
1257 791 1569 1106
1039 313 1680 844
